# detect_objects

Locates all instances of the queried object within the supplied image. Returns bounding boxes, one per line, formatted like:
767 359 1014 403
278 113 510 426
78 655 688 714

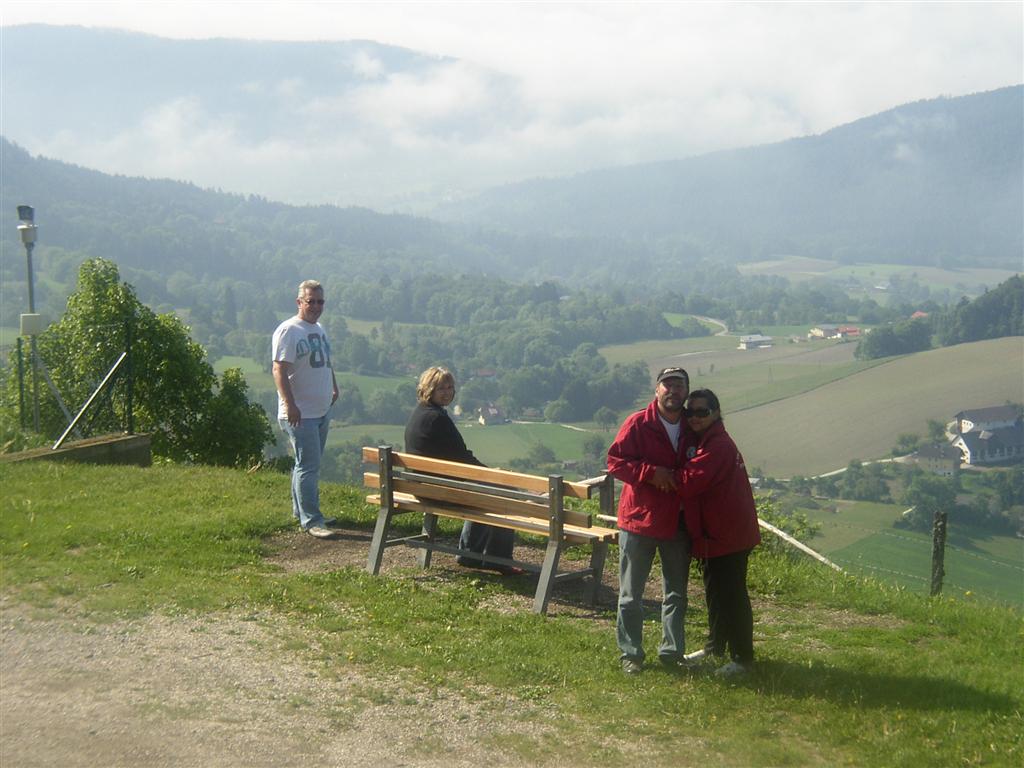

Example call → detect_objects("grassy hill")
1 460 1020 766
794 500 1022 605
726 337 1024 477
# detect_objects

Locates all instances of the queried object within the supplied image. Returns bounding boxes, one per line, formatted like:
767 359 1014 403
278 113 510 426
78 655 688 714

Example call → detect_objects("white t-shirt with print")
272 316 334 420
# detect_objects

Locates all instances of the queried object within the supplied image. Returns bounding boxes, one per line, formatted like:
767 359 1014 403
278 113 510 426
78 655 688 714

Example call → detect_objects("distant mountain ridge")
0 24 451 146
434 86 1024 269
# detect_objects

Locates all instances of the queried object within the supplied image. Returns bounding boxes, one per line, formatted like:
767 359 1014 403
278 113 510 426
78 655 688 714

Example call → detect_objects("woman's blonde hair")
416 366 455 405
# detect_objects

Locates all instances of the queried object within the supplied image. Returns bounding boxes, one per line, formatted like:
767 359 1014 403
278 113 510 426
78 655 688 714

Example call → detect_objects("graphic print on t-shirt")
296 333 331 368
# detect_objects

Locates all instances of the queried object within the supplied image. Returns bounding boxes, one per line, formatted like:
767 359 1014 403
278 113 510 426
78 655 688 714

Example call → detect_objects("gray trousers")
616 528 691 662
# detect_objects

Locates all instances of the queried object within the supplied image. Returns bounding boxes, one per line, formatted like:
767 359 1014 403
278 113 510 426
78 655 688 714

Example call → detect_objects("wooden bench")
362 446 619 614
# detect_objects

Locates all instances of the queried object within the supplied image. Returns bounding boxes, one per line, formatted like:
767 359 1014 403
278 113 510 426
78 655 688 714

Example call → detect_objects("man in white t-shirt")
272 280 340 538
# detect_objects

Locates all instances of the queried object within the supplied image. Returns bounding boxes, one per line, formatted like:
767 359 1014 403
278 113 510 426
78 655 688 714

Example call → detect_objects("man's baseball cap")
656 367 689 386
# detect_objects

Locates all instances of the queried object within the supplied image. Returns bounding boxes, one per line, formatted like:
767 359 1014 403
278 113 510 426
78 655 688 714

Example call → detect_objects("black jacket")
404 402 483 466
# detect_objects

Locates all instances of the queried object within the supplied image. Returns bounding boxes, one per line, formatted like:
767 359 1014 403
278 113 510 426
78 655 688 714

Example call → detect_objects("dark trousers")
456 521 515 569
702 548 754 664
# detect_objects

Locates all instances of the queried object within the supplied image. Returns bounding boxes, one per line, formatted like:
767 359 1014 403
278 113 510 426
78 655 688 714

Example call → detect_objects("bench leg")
532 539 563 615
587 540 609 607
366 506 394 575
418 512 437 569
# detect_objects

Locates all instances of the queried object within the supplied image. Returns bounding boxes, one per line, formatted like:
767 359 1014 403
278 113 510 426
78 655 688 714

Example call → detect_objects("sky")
2 1 1022 211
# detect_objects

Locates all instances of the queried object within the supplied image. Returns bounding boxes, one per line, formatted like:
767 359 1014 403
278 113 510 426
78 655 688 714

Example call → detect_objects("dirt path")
1 527 640 767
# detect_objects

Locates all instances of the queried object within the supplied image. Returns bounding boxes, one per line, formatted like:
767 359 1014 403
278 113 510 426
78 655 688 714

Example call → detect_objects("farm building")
477 404 507 426
915 443 961 477
738 334 773 350
808 324 861 340
955 405 1020 434
951 405 1024 466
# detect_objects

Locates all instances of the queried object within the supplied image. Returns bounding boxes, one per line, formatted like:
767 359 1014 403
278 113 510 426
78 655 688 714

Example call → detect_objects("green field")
737 256 1019 295
213 355 410 401
603 334 885 413
328 419 605 470
600 334 738 366
796 500 1023 605
342 316 443 337
727 337 1024 477
662 313 723 334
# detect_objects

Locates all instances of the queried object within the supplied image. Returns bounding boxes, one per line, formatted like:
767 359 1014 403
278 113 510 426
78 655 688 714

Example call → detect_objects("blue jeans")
617 528 690 663
279 413 331 530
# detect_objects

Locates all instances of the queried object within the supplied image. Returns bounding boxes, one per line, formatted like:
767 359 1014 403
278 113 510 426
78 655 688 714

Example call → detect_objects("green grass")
2 460 1021 766
796 500 1023 606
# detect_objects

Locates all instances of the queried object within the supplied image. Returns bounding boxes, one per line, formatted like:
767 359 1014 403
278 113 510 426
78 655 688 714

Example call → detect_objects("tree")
593 406 618 432
855 317 932 359
582 434 607 462
191 368 273 467
927 419 947 442
899 474 957 531
893 433 920 456
365 388 408 424
16 259 272 465
544 399 573 423
789 475 813 495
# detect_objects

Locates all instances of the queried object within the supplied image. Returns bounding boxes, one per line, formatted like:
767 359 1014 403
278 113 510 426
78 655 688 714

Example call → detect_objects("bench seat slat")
363 473 591 528
362 447 596 500
366 493 618 545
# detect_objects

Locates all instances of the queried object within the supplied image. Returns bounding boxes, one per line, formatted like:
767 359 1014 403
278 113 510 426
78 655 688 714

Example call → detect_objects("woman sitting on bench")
404 366 521 575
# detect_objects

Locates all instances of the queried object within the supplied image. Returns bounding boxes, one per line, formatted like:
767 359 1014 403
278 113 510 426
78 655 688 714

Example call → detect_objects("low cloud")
6 2 1020 211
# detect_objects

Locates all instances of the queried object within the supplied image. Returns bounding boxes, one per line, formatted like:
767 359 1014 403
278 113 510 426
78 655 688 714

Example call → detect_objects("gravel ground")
1 526 642 767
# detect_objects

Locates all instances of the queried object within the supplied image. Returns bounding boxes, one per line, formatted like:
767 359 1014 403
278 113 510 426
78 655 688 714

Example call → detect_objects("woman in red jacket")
677 389 761 677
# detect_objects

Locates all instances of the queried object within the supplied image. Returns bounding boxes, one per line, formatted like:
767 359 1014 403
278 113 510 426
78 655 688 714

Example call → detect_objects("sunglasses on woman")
684 407 713 418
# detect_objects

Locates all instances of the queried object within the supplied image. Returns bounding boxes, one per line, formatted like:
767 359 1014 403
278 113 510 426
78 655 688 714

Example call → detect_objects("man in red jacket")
606 367 692 674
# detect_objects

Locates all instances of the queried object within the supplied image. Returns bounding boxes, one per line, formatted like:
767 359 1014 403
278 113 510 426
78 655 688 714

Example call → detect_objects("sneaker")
714 661 749 678
306 525 336 539
683 648 713 664
322 517 342 528
621 658 643 676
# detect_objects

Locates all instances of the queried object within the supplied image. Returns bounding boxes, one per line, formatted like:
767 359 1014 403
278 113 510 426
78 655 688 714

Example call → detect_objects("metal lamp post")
17 205 41 432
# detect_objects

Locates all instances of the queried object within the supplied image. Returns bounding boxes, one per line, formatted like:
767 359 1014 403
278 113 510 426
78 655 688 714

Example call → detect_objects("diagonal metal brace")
53 352 128 450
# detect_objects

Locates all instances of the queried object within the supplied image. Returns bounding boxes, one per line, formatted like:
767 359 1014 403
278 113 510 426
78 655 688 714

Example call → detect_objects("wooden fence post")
930 510 948 596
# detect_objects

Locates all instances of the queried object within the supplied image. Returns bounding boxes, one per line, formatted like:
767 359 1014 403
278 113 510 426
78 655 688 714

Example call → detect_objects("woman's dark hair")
687 388 721 416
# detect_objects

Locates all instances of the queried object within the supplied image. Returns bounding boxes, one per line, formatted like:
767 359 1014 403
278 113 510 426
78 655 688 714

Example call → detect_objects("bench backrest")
362 446 608 529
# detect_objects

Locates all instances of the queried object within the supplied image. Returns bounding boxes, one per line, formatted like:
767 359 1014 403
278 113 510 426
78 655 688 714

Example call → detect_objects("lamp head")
17 205 34 223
